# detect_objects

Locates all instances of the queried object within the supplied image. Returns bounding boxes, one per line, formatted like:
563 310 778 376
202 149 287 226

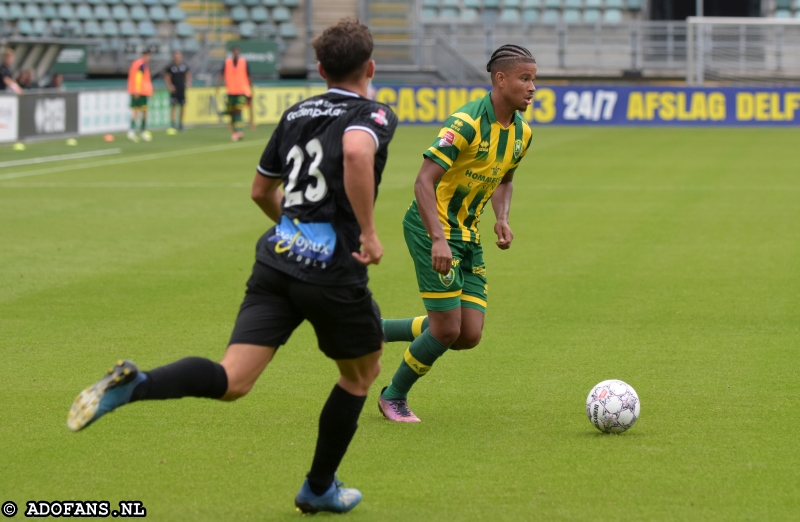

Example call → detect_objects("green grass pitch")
1 125 799 520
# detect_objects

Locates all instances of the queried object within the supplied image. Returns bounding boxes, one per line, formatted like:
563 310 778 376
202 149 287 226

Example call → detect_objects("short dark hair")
312 18 373 82
486 44 536 74
141 49 151 55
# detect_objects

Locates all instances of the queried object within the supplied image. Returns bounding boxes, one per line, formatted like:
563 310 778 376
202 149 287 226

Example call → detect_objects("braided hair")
486 44 536 74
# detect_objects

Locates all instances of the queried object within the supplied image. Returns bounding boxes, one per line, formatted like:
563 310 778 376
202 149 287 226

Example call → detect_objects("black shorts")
229 261 383 360
170 91 186 105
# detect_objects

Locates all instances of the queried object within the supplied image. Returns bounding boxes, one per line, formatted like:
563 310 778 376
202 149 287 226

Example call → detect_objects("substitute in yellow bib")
378 45 536 423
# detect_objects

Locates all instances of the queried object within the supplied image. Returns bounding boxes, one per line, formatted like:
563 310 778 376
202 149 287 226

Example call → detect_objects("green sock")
382 316 429 342
140 114 147 132
130 118 136 131
382 329 449 399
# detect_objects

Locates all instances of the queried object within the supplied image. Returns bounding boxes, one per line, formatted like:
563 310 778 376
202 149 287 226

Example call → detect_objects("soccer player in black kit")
164 51 191 132
66 19 397 515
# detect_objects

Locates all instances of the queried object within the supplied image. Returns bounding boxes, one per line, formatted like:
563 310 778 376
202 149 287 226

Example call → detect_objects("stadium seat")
24 4 42 19
564 0 581 7
224 0 240 6
93 5 112 20
102 20 119 36
484 0 500 8
776 0 791 7
585 0 601 6
84 20 101 36
175 21 194 37
460 7 479 20
0 5 8 21
603 8 623 22
123 0 138 6
251 6 269 22
160 0 178 5
563 8 580 22
421 8 436 20
182 38 200 52
50 19 66 36
120 20 136 36
522 8 538 22
439 7 458 18
17 19 34 36
65 20 83 36
259 21 277 37
57 4 76 20
112 5 128 20
464 0 481 7
42 4 59 19
605 0 623 7
148 5 166 21
544 0 560 7
75 4 93 20
423 0 438 6
583 8 600 22
522 0 541 6
775 9 791 17
239 20 255 38
627 0 642 9
87 0 102 4
499 8 519 22
5 4 21 21
281 0 299 7
794 0 800 8
542 9 559 23
231 6 248 22
168 7 185 21
442 0 459 6
271 6 291 22
279 21 297 38
34 19 48 35
243 0 259 7
104 0 121 5
504 0 521 7
130 6 148 21
142 0 158 5
139 20 156 36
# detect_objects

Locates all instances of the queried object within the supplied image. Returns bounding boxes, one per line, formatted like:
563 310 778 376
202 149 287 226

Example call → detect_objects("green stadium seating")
439 7 458 18
112 5 128 20
160 0 178 5
42 4 59 19
231 6 248 22
105 0 121 5
250 6 269 22
168 7 185 21
522 8 538 22
544 0 560 7
84 20 101 36
776 0 791 8
504 0 521 7
0 5 8 21
259 21 276 37
484 0 500 8
627 0 642 9
139 20 156 36
460 7 479 20
149 5 166 21
65 19 83 36
281 0 299 7
464 0 481 8
50 19 66 35
775 9 791 17
522 0 541 6
102 20 119 36
564 0 581 7
794 0 800 8
57 4 76 20
278 21 296 38
142 0 158 6
123 0 138 6
239 20 255 37
442 0 459 7
243 0 259 7
9 4 26 20
263 0 279 6
182 37 200 51
120 20 136 36
94 5 112 20
421 8 436 19
271 6 290 22
75 4 93 20
423 0 438 6
605 0 623 7
24 4 42 19
603 8 622 22
130 6 148 21
542 8 559 23
563 8 580 21
585 0 601 6
33 19 47 35
175 21 193 36
18 19 34 36
583 8 600 22
795 10 800 17
499 8 519 22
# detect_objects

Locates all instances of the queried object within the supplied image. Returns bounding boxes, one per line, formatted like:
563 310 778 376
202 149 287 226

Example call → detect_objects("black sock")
130 357 228 402
306 385 367 495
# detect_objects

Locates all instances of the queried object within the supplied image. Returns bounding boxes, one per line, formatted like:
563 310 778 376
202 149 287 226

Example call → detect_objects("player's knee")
221 381 253 401
452 331 481 350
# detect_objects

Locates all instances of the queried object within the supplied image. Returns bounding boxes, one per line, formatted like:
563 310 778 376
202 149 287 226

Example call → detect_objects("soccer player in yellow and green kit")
378 45 537 422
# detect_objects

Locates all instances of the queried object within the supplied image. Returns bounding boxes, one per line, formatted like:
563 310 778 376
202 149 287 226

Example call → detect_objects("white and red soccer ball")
586 380 640 433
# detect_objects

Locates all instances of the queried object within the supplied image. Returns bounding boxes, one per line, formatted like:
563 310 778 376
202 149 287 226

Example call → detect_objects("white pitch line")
0 141 263 181
0 148 122 168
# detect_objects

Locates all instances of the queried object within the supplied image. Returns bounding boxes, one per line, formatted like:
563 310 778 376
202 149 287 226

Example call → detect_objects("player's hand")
353 232 383 266
495 221 513 250
168 86 175 93
431 237 453 275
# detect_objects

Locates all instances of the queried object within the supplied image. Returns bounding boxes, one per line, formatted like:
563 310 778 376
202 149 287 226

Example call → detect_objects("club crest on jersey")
513 139 523 159
267 216 336 264
439 130 456 148
439 268 456 287
371 109 388 126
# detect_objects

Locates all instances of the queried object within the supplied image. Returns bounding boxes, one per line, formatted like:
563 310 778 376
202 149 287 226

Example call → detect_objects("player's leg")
140 104 151 141
382 315 429 342
178 99 185 130
290 280 383 513
128 106 139 141
452 242 487 350
170 100 177 129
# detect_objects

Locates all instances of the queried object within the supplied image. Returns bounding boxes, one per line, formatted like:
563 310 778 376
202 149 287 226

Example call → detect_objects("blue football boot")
67 360 145 432
294 477 362 514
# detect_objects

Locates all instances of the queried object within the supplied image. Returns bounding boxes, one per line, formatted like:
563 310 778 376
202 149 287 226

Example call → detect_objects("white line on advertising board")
0 148 122 168
0 141 262 180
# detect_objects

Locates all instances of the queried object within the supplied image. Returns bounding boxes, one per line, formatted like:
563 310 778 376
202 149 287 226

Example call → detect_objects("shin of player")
379 45 537 422
127 50 153 142
68 20 397 515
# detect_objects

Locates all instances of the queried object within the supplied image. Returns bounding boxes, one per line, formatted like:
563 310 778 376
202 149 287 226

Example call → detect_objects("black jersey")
166 63 189 91
255 88 398 286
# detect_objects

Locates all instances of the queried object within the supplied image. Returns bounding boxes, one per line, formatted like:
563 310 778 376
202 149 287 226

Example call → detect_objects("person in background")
216 46 252 142
47 73 64 90
164 51 191 132
127 50 153 142
15 69 33 89
0 49 21 94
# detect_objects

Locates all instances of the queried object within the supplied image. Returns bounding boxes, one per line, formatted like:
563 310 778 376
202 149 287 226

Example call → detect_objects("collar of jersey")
327 87 360 98
483 91 525 130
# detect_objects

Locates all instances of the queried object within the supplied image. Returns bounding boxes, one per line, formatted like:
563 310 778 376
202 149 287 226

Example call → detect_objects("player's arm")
186 70 192 89
414 159 451 275
3 76 22 94
343 130 382 266
251 174 283 222
164 71 174 92
491 170 514 250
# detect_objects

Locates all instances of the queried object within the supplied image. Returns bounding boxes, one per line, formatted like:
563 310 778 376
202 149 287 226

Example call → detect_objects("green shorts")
227 94 247 113
130 95 148 109
404 225 488 313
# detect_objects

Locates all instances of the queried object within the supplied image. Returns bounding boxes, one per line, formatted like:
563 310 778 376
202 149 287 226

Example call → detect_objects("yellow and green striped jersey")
404 92 532 243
